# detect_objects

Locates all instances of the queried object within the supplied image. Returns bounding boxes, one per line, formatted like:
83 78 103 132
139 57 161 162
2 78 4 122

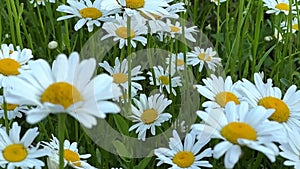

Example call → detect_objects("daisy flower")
101 14 148 49
237 73 300 132
194 74 241 109
166 52 185 71
128 93 172 141
263 0 297 15
0 44 33 88
158 19 198 42
101 0 170 17
192 102 283 169
139 0 185 34
43 135 96 169
56 0 119 32
0 122 48 169
279 127 300 169
99 57 145 92
210 0 226 5
147 65 182 96
154 130 213 169
187 47 221 72
30 0 55 7
0 96 27 120
280 17 299 33
4 52 121 128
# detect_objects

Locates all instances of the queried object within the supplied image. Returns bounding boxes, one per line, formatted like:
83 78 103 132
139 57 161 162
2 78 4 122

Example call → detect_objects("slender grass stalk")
61 0 71 53
126 16 132 105
38 122 50 140
3 98 9 134
287 0 294 80
75 120 79 141
253 152 264 169
230 0 244 78
11 0 23 48
252 0 263 76
37 5 51 57
58 113 66 169
215 1 221 51
6 0 16 46
225 0 230 58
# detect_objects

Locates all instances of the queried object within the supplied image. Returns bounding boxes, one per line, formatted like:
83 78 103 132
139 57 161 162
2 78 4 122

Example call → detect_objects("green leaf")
113 114 129 135
113 140 132 162
133 151 154 169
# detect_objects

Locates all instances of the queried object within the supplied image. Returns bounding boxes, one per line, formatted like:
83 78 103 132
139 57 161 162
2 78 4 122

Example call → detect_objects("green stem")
126 16 132 106
253 152 263 169
58 114 66 169
3 98 9 134
287 0 293 80
6 0 16 46
215 1 221 51
252 0 263 75
12 0 23 48
62 0 71 53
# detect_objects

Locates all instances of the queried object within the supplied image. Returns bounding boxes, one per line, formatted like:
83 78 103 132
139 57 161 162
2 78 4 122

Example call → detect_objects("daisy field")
1 0 300 168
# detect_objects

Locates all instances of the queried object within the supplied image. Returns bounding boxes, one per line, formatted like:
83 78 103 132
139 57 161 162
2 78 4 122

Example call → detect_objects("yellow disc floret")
79 7 102 19
64 149 81 167
113 73 128 84
1 103 18 110
41 82 83 109
3 144 28 162
173 151 195 168
215 92 240 107
275 3 289 11
125 0 145 9
258 96 290 123
141 109 158 124
198 53 211 61
115 27 135 39
221 122 257 144
0 58 21 76
159 76 170 85
292 24 299 31
170 26 180 33
177 59 184 66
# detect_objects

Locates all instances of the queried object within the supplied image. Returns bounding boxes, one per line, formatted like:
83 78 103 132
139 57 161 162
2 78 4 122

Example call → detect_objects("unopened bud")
48 41 58 50
264 36 273 42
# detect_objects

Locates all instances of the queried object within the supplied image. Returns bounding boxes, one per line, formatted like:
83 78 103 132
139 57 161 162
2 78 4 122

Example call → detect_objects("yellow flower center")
125 0 145 9
177 59 184 66
64 149 81 167
141 109 158 124
159 76 170 85
0 58 21 76
79 7 102 19
221 122 257 144
215 92 240 107
173 151 195 168
113 73 128 84
1 103 18 110
198 53 211 61
275 3 289 11
292 24 298 31
258 97 290 123
115 27 135 39
170 26 180 33
3 144 28 162
41 82 83 109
